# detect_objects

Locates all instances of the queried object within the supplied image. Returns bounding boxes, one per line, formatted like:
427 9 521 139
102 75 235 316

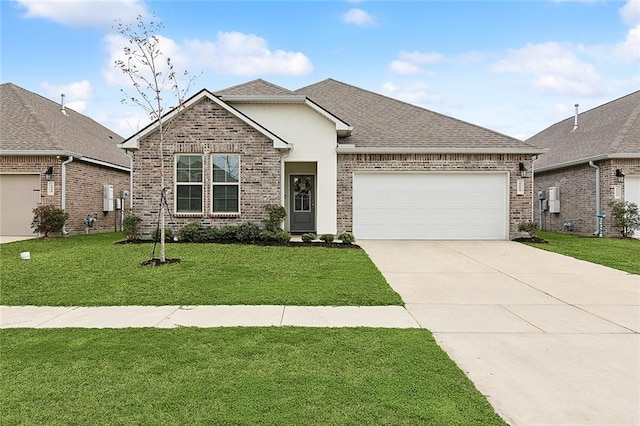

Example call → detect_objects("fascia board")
336 146 548 155
0 150 130 171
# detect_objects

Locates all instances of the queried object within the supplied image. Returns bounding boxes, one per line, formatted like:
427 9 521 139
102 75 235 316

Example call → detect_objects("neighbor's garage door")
353 172 508 240
0 174 41 236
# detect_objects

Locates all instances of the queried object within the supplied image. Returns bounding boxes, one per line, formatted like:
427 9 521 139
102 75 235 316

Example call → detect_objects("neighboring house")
0 83 131 236
528 91 640 237
119 78 543 240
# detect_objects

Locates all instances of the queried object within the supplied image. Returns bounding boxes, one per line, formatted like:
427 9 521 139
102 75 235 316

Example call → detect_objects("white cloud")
387 60 423 75
613 23 640 61
493 42 603 97
41 80 94 113
342 8 376 27
379 81 445 107
620 0 640 26
104 30 313 89
398 50 444 64
12 0 147 27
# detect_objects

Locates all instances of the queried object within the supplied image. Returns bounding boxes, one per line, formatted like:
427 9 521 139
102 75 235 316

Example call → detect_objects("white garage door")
353 172 508 240
0 174 41 236
625 176 640 239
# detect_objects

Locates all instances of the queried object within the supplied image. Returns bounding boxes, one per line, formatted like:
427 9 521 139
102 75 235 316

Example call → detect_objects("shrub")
338 232 355 244
609 201 640 238
31 205 69 237
152 227 174 242
235 222 261 242
178 222 208 242
517 221 538 238
218 225 238 241
319 234 335 243
263 204 286 232
260 230 291 245
123 212 142 241
301 233 316 243
203 226 220 241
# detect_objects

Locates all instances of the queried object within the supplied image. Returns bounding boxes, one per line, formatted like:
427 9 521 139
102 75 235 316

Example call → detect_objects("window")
175 154 203 213
212 154 239 213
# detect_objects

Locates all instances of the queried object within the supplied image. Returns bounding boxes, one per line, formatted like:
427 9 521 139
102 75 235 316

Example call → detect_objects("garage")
353 172 509 240
0 174 40 236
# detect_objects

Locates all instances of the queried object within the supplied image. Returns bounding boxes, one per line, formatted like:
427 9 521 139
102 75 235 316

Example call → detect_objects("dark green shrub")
123 212 142 241
260 230 291 245
338 232 355 244
152 227 174 242
301 233 316 243
203 226 220 241
218 225 238 241
178 222 208 242
319 233 335 243
609 201 640 238
263 204 286 232
31 205 69 237
517 221 538 238
236 222 261 242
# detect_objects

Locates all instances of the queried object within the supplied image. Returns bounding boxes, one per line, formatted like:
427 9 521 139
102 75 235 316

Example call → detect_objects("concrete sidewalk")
0 305 419 329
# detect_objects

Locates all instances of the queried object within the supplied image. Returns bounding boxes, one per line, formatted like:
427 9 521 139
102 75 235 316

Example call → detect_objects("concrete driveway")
360 240 640 426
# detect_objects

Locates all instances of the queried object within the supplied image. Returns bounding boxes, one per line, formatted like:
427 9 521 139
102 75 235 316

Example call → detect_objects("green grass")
526 231 640 275
0 233 402 306
0 327 505 425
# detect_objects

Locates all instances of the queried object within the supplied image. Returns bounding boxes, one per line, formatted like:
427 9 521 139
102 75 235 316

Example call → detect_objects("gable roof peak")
215 79 294 96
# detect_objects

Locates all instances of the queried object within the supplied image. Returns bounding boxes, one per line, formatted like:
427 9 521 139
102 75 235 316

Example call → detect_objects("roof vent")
570 103 578 132
60 93 67 116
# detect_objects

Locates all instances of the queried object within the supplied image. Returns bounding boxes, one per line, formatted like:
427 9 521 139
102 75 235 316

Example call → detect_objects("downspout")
280 144 293 230
124 150 134 210
531 155 537 222
588 161 600 235
61 156 74 235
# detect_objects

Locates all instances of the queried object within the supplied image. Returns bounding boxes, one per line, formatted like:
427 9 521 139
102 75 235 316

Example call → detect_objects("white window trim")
211 153 241 216
174 154 204 216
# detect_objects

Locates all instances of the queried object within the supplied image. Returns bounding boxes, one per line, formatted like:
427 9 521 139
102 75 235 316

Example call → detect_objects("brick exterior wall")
131 97 282 238
337 153 534 238
534 158 640 237
0 155 129 235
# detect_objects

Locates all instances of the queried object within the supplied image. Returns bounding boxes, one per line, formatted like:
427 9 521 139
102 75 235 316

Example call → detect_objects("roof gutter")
534 153 640 173
336 146 548 155
0 150 129 171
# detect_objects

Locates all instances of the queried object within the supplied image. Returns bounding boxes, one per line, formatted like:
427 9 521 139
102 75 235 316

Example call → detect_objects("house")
0 83 131 236
119 78 544 240
528 91 640 237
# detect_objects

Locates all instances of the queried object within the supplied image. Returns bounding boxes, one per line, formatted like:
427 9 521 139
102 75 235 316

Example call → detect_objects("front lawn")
0 327 505 425
0 233 402 306
526 231 640 275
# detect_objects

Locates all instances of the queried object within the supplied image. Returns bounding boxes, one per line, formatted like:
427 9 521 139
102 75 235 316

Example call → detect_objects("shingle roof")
0 83 129 168
527 91 640 170
294 79 539 151
215 79 295 96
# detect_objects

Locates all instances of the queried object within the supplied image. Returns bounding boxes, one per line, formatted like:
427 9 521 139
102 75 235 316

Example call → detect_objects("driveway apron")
360 240 640 426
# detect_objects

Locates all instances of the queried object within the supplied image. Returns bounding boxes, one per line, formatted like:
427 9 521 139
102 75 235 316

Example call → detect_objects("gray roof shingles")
527 90 640 170
1 83 129 168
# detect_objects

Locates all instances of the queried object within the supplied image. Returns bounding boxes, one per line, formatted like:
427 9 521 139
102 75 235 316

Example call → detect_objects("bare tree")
115 14 197 263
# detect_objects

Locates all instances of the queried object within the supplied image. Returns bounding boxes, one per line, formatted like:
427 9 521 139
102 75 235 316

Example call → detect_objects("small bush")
263 204 286 232
218 225 238 241
609 201 640 238
319 234 335 243
260 230 291 245
123 212 142 241
235 222 261 242
178 222 208 242
301 233 316 243
203 226 220 241
517 221 538 238
152 227 174 242
31 205 69 237
338 233 355 244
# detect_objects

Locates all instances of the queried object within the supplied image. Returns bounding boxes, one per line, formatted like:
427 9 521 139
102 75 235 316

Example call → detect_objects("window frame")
174 154 204 215
211 153 241 215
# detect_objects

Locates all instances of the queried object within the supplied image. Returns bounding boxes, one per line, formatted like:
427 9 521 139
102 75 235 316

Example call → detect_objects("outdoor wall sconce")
518 162 528 178
615 169 625 183
44 166 54 181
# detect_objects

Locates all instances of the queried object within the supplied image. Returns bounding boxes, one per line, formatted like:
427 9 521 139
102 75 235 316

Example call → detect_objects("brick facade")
535 158 640 237
131 97 282 238
0 155 129 235
337 153 534 238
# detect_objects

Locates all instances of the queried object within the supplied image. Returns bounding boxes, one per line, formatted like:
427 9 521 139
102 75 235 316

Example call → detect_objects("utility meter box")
548 186 560 213
103 184 114 212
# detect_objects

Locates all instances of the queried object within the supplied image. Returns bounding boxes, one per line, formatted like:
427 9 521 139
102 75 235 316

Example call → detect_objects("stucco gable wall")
131 97 282 238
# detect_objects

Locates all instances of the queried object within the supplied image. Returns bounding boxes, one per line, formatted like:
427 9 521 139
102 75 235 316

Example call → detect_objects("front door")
290 175 315 233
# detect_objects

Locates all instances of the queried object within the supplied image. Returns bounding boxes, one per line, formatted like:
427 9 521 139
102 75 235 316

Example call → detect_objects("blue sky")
1 0 638 140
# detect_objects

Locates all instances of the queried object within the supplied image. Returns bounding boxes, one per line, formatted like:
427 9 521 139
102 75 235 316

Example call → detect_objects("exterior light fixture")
44 166 54 181
518 162 528 178
615 169 625 183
